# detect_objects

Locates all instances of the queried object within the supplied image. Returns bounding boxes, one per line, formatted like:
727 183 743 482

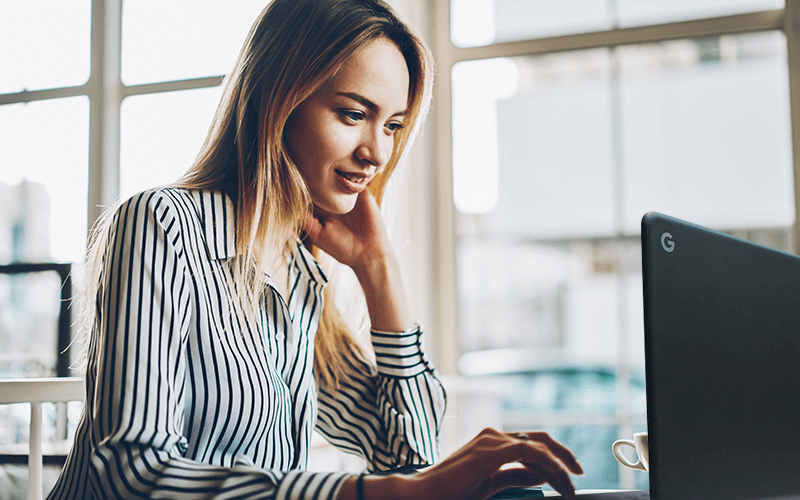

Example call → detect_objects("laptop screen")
641 212 800 500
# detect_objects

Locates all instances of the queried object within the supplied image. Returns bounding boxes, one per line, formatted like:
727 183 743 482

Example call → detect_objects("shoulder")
111 187 221 231
111 187 236 261
105 188 199 248
113 187 175 216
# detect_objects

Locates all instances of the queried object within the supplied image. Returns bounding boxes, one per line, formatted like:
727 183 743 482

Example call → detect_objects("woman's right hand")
353 427 584 500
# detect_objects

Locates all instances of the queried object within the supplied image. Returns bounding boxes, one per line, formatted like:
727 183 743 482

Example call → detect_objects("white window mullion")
785 0 800 252
451 10 784 63
432 0 460 375
87 0 123 228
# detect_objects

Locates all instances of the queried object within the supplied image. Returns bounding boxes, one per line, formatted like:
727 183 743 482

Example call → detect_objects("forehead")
327 38 410 112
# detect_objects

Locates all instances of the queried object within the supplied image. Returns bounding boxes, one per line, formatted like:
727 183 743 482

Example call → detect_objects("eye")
385 122 405 134
340 110 365 124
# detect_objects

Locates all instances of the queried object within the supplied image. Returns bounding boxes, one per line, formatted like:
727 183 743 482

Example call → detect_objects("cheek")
317 126 357 163
289 111 359 175
384 134 396 158
291 128 331 175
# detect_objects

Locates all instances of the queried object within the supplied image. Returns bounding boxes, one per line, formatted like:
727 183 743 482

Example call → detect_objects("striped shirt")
47 188 446 500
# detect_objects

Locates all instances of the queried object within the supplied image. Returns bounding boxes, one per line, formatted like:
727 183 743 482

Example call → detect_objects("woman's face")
285 37 410 215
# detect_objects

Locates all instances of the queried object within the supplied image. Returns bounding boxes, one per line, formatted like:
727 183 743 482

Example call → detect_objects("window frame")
0 0 226 228
431 1 800 373
428 1 800 489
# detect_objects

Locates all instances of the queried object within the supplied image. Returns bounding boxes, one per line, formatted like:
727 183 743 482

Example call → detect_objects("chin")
316 198 357 216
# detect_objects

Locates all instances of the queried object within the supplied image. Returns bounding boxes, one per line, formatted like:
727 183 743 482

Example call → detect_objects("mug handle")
612 439 647 471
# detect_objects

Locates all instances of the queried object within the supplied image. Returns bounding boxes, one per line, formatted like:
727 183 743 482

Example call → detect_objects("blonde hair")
79 0 433 388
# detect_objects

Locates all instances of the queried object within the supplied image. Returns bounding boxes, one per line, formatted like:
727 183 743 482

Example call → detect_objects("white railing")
0 378 84 500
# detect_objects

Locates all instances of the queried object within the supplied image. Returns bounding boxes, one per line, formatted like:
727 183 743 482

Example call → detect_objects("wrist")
364 473 422 500
352 254 398 290
354 255 414 332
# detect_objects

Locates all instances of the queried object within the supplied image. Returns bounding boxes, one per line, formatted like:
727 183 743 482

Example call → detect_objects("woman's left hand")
302 189 391 270
303 189 413 332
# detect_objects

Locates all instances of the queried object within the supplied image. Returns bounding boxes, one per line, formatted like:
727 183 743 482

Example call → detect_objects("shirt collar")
289 240 329 286
191 189 327 286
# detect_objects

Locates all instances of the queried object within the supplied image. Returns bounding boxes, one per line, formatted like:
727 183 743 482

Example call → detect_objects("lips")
335 169 370 193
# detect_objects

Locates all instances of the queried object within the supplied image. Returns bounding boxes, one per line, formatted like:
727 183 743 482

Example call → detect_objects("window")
0 0 93 469
433 0 799 490
2 0 424 478
0 0 267 472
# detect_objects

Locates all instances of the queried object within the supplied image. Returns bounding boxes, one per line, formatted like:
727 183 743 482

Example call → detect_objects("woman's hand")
303 189 413 332
302 189 391 271
345 428 583 500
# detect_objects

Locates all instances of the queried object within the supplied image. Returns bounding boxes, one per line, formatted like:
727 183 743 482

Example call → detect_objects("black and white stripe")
47 188 446 500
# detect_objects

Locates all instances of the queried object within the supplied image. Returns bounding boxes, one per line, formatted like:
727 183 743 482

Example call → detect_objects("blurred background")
0 0 797 495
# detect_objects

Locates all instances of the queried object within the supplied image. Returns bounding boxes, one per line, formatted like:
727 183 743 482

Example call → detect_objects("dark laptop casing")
641 212 800 500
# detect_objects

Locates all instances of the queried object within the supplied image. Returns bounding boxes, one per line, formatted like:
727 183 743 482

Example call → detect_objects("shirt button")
275 333 285 341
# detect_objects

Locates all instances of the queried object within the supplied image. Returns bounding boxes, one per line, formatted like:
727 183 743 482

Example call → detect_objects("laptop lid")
641 212 800 500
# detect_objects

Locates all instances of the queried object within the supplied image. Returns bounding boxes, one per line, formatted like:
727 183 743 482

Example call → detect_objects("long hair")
78 0 433 388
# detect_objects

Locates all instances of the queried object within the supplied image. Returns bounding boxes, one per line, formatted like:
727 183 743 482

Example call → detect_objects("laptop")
641 212 800 500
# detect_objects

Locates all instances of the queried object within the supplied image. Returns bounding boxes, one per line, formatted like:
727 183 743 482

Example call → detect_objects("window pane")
0 0 91 92
121 0 268 85
620 31 793 232
451 0 784 48
452 32 792 489
0 272 62 377
0 97 90 264
453 50 616 238
120 87 224 200
452 0 611 48
453 33 793 362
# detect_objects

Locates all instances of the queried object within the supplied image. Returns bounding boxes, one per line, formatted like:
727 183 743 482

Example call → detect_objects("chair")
0 378 83 500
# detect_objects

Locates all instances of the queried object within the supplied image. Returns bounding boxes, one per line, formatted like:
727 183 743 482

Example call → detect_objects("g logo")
661 232 675 253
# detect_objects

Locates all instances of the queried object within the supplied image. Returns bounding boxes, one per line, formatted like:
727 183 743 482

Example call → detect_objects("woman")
48 1 583 499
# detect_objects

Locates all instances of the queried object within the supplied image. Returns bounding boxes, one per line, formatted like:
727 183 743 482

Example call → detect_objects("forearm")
352 254 413 332
317 337 446 469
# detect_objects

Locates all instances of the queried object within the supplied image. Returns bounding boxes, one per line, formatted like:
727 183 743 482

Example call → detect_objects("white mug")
612 432 649 471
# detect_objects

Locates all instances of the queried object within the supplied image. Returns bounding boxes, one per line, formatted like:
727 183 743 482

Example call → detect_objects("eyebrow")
337 92 407 117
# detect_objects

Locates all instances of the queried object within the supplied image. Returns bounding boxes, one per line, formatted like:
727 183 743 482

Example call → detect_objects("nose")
355 125 391 167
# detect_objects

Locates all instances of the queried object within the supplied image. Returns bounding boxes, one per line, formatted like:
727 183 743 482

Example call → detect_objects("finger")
507 441 576 499
491 466 545 491
513 431 583 474
521 453 576 500
489 462 576 500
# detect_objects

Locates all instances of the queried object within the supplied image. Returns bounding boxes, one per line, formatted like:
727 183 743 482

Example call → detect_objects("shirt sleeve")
82 190 351 500
315 325 447 471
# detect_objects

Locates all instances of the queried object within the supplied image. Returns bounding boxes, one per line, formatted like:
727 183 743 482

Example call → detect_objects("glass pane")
0 272 61 377
120 87 224 200
452 31 792 489
0 97 90 264
453 50 616 238
451 0 784 48
619 31 793 233
453 32 793 360
121 0 268 85
0 0 91 92
452 0 611 47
